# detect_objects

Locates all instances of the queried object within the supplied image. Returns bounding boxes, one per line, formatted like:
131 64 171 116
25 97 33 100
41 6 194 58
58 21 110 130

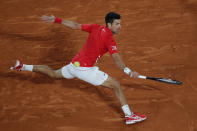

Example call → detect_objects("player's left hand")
41 15 55 23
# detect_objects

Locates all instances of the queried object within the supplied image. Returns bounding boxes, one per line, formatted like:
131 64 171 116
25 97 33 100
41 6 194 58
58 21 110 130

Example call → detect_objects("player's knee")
110 79 120 89
114 81 121 89
102 77 120 89
48 71 57 78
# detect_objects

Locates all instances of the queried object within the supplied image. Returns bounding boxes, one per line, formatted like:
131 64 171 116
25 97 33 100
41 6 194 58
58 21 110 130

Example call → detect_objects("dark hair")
105 12 121 26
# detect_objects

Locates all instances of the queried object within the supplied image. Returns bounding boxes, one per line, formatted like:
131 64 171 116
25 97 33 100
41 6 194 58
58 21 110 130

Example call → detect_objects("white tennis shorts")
61 63 108 86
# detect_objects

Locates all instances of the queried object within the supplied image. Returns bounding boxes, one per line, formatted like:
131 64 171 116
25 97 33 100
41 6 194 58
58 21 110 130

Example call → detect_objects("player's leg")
70 65 131 115
10 60 64 78
33 65 63 78
101 76 146 124
69 65 146 124
101 76 128 106
101 76 131 115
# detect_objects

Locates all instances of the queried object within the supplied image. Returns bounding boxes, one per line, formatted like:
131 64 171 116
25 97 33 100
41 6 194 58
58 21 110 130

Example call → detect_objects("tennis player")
11 12 146 124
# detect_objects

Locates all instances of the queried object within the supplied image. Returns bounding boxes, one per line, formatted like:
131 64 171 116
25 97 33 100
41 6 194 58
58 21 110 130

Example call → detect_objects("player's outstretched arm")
111 53 139 78
62 19 81 30
41 15 81 30
111 53 126 70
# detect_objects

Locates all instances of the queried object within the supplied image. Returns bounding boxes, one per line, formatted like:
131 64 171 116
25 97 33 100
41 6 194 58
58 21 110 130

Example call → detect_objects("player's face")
108 19 121 34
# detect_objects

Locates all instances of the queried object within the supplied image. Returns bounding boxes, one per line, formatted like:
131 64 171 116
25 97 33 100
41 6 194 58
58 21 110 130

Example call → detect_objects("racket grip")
138 75 147 79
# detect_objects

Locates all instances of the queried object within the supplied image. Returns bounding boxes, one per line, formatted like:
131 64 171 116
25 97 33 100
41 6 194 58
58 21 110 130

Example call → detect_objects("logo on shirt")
112 46 117 51
102 28 106 32
96 55 101 63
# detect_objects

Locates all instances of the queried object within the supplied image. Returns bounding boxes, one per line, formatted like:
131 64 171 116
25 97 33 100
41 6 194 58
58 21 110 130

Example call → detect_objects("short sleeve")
106 34 119 55
81 24 96 33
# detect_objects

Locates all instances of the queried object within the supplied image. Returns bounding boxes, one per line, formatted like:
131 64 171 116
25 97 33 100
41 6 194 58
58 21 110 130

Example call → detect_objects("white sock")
122 104 132 116
22 64 33 72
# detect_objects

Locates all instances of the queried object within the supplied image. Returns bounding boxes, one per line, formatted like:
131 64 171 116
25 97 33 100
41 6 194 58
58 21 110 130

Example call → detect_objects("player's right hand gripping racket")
138 75 182 85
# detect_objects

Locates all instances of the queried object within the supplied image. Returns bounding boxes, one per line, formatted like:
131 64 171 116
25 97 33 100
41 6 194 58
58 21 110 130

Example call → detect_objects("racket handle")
138 75 147 79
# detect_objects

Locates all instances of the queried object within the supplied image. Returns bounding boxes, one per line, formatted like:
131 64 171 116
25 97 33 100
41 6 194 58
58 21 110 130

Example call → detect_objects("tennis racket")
138 75 182 85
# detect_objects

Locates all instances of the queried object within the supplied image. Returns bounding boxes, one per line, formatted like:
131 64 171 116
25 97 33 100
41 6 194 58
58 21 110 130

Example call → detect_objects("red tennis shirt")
71 24 119 67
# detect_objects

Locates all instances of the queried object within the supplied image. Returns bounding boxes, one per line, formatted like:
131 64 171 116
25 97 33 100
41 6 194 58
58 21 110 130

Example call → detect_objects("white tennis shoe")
125 112 147 124
10 60 24 71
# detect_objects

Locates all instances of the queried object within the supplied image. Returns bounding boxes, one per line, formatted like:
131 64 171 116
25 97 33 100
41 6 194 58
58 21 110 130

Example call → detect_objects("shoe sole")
126 117 147 125
126 121 136 124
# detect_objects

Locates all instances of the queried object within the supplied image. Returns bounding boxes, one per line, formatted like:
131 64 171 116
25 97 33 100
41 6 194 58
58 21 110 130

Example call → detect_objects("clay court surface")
0 0 197 130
